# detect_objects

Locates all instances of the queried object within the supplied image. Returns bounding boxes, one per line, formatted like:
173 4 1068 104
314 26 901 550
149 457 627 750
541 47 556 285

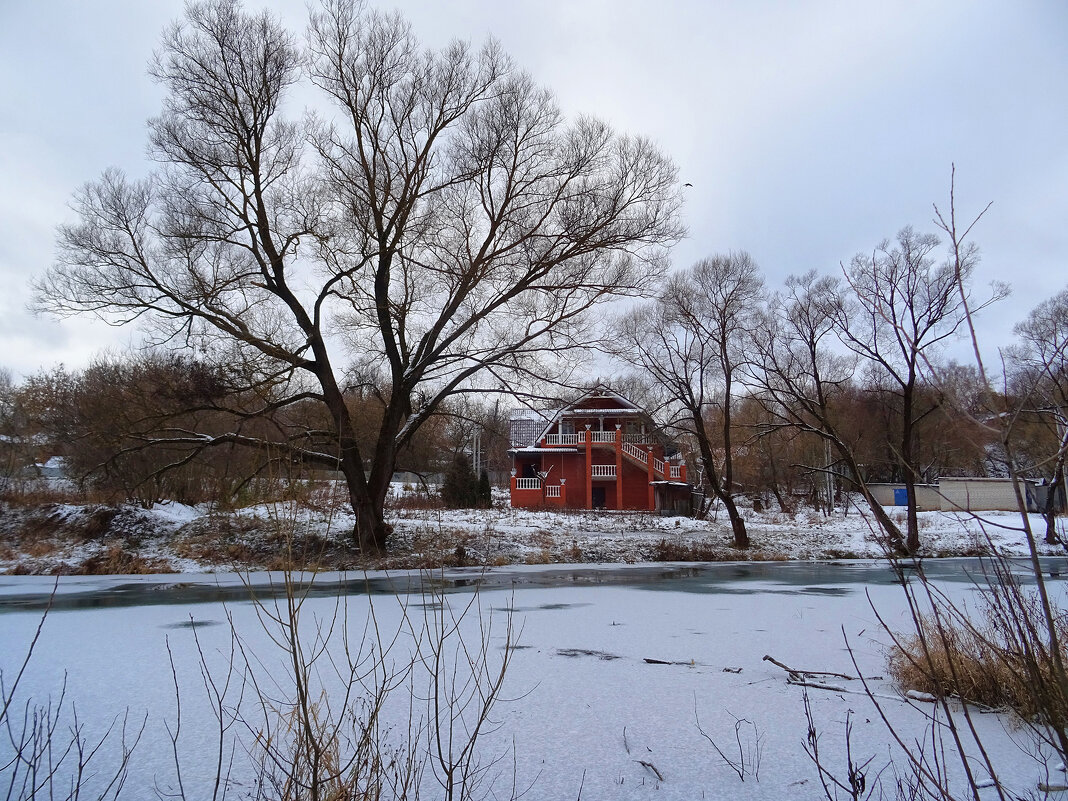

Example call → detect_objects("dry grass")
1 483 85 507
175 535 256 565
173 516 362 572
13 546 174 575
1 504 147 548
523 549 552 565
387 490 445 511
379 526 493 569
888 610 1068 717
68 545 174 574
529 530 555 549
651 537 790 562
652 538 731 561
562 541 583 562
24 540 60 558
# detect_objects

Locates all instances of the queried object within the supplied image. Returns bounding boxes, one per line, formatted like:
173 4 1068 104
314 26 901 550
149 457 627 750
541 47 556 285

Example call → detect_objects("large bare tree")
35 0 683 553
613 253 763 548
833 226 1005 553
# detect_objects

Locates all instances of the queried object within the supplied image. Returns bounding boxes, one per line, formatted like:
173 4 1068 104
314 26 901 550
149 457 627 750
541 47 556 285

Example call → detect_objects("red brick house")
509 388 692 513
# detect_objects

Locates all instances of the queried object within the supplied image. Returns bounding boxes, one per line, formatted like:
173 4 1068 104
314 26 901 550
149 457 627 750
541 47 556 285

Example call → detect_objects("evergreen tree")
441 455 478 508
477 470 492 508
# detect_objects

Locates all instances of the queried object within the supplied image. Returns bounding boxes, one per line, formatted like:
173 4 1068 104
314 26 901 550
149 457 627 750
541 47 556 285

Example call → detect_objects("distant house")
508 388 692 513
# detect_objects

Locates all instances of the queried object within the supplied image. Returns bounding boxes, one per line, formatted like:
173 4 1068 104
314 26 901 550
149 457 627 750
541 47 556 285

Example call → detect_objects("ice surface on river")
2 562 1065 799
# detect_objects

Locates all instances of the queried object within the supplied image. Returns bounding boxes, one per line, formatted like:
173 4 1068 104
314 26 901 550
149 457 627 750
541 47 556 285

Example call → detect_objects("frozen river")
2 558 1066 799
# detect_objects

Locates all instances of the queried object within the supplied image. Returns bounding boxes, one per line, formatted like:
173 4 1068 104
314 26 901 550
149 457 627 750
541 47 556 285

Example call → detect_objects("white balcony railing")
515 478 541 490
670 465 681 478
545 433 581 446
545 485 561 498
590 431 617 443
591 464 617 479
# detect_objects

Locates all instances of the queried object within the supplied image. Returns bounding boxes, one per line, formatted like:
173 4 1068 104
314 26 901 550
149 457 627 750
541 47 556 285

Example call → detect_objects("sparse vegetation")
888 587 1068 720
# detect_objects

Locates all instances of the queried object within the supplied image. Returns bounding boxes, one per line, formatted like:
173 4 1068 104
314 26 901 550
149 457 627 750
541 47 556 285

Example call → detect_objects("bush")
888 598 1068 720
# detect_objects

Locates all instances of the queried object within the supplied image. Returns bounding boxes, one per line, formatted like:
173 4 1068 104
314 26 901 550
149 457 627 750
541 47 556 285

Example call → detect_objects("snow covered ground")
2 562 1066 799
1 485 1066 574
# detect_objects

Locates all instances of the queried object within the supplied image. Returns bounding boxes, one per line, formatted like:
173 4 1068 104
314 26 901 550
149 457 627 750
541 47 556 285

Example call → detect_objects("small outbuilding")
871 477 1065 513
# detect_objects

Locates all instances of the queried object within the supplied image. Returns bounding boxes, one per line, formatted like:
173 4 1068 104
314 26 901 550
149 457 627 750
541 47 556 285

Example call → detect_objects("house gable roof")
532 385 651 445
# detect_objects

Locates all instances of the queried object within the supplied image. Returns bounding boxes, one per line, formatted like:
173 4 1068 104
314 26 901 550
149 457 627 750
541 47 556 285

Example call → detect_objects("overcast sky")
1 0 1065 378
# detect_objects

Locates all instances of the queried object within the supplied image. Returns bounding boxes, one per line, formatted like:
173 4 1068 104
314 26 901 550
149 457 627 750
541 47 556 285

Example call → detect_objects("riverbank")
2 488 1064 574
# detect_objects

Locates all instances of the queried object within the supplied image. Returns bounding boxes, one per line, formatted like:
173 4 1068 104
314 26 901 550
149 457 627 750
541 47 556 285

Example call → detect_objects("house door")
591 487 606 509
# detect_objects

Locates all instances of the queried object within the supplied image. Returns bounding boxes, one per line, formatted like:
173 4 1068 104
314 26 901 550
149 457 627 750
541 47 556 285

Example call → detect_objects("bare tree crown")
33 0 683 552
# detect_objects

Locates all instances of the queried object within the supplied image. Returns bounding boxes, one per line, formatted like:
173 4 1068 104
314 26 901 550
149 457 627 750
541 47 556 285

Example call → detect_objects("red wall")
619 460 651 509
512 439 677 511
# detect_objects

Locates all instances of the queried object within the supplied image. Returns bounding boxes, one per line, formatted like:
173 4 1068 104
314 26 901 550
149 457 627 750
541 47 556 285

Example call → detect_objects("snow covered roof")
510 408 549 421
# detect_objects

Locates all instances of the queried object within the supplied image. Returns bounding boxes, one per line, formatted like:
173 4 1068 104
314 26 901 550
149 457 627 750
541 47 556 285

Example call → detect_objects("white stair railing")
621 441 647 463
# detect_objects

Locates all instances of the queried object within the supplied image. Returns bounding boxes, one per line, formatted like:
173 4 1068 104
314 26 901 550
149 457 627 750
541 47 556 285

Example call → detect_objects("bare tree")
1009 287 1068 544
0 367 19 482
751 270 908 550
833 227 1005 553
34 0 683 553
612 253 762 548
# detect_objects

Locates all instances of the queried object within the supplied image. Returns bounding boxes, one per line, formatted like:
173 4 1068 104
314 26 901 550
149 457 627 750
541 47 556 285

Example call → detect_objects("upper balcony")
542 427 652 448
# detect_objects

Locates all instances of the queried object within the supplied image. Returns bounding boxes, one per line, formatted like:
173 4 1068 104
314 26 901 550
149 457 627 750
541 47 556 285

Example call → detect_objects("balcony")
591 464 617 479
544 433 581 446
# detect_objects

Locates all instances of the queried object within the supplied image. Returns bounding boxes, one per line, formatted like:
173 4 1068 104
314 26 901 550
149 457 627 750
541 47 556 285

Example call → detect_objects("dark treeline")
3 269 1063 541
0 353 512 509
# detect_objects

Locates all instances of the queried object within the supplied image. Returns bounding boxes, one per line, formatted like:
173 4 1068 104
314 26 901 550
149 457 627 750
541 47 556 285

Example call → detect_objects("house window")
522 463 538 479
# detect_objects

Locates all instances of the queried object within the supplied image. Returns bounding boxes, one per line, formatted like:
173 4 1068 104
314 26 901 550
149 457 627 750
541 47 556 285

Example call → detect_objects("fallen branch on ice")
762 653 872 681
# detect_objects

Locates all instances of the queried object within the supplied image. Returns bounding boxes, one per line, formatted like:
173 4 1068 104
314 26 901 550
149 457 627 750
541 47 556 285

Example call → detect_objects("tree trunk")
864 483 908 556
698 449 748 548
692 417 749 548
763 440 793 513
902 376 921 554
1045 464 1065 547
352 495 391 555
335 449 387 555
1045 426 1068 547
722 493 750 548
904 481 920 554
834 441 907 555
